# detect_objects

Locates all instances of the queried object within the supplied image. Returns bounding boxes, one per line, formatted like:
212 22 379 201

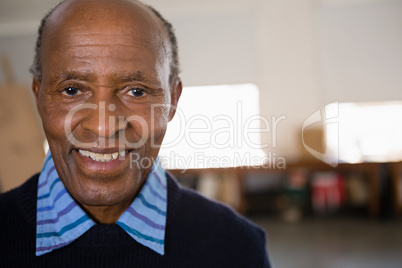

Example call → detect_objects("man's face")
33 1 180 208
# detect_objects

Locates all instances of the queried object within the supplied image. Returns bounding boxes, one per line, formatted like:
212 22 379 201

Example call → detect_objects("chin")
67 172 141 207
75 187 134 207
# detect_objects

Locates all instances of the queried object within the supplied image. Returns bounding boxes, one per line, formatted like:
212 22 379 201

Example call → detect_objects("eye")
63 87 80 96
129 88 146 97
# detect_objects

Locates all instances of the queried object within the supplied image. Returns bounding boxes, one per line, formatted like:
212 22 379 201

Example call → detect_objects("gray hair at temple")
29 0 180 84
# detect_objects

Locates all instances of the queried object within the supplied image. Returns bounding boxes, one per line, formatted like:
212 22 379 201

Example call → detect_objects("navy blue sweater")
0 173 271 267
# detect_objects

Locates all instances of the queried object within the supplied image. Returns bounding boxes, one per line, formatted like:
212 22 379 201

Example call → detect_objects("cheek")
151 106 169 135
128 106 168 148
39 100 67 141
38 93 81 150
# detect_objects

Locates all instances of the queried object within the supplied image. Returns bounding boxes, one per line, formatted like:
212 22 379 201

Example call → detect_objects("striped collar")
36 152 167 256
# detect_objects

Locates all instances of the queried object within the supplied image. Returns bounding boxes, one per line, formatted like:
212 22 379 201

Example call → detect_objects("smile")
78 149 126 162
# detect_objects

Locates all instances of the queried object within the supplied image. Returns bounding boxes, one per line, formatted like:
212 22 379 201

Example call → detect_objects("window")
327 101 402 163
159 84 266 169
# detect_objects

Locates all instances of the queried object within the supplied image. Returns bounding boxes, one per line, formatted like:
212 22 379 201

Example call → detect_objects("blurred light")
159 84 266 169
327 101 402 163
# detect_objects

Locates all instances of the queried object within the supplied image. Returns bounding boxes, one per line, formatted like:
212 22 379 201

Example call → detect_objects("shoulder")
0 173 38 203
165 173 270 267
177 182 265 239
0 173 38 224
0 174 38 260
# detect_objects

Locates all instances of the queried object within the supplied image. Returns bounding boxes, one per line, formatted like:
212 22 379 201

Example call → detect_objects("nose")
81 101 126 139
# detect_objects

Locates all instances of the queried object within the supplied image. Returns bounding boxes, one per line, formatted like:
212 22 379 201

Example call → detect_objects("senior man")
0 0 271 267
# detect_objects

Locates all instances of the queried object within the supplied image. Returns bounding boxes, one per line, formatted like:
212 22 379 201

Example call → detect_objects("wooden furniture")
169 161 386 218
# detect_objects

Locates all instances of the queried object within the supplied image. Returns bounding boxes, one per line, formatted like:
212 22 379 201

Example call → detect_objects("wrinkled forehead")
42 0 170 64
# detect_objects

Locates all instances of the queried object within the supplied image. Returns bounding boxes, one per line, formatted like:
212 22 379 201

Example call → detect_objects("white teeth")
78 149 126 162
103 154 111 162
80 150 90 157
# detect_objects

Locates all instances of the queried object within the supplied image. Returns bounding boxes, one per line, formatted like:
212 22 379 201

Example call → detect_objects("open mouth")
78 149 128 162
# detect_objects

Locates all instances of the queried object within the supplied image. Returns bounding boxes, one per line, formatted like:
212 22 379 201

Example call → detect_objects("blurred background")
1 0 402 267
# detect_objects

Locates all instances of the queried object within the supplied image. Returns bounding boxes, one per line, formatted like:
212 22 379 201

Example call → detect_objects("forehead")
48 1 163 36
40 0 170 80
46 0 163 32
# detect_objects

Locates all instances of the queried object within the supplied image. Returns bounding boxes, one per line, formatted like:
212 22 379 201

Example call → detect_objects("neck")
80 202 132 224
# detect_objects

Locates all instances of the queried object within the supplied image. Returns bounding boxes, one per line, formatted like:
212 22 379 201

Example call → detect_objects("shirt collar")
36 152 167 256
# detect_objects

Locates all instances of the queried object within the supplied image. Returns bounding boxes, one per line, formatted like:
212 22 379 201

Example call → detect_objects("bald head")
30 0 180 84
47 0 163 33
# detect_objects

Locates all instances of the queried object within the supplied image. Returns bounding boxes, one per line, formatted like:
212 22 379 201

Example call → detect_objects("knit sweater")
0 173 271 267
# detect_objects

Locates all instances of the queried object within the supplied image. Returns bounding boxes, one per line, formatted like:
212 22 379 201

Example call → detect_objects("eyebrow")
49 71 93 85
49 70 151 85
120 71 146 83
118 71 162 89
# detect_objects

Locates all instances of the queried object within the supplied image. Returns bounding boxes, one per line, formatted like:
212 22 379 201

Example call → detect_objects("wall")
0 0 401 164
319 0 402 103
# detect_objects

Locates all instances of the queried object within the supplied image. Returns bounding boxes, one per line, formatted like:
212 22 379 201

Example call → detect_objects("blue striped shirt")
36 152 167 256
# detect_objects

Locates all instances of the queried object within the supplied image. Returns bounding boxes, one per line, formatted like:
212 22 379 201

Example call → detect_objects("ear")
168 77 182 122
32 79 41 113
